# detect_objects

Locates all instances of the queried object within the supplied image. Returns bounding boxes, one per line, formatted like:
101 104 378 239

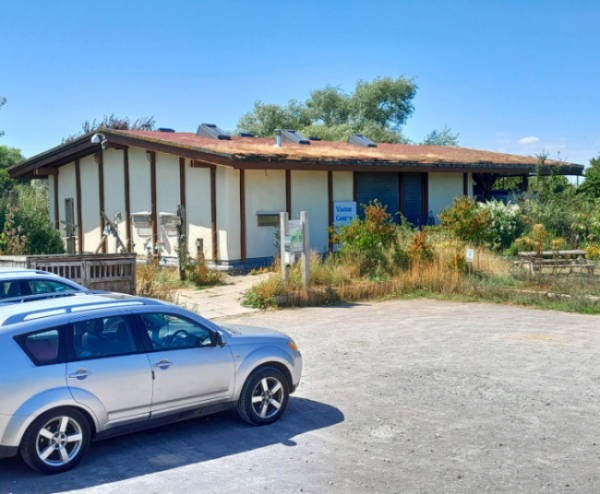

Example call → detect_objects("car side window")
29 280 77 295
14 327 66 366
72 316 137 360
141 313 214 351
0 280 22 299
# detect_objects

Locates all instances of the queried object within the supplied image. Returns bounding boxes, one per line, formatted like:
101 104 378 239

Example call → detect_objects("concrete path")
172 273 270 320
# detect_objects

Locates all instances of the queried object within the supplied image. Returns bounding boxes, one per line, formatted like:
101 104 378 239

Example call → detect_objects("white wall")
57 162 77 248
128 149 152 256
428 172 465 224
102 149 126 253
216 167 240 261
332 171 353 201
78 155 102 252
244 169 286 259
155 154 181 257
291 170 329 254
185 164 213 259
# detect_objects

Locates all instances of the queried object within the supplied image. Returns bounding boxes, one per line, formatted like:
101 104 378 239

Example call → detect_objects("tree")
577 154 600 198
236 76 417 144
0 145 26 194
63 113 156 142
421 125 459 146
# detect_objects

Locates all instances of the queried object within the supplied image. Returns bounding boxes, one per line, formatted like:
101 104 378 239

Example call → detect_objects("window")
141 313 214 351
72 316 137 360
15 327 65 366
28 280 78 295
0 280 22 299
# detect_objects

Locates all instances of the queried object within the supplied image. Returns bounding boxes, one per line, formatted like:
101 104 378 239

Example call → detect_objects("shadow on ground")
0 397 343 494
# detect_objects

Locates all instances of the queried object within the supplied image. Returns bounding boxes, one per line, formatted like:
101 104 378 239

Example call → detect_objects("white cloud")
518 136 540 145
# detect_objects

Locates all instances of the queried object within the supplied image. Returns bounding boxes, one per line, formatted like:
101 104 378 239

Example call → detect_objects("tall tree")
577 154 600 198
236 76 417 144
421 125 459 146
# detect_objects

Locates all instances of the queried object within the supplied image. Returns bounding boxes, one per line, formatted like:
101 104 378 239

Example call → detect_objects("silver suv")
0 294 302 474
0 268 99 306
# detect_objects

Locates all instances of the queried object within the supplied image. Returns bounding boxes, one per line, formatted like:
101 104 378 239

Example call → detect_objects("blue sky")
1 0 599 167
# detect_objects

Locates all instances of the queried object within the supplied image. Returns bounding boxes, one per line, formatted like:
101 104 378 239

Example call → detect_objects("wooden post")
301 211 310 288
65 198 76 254
280 212 289 282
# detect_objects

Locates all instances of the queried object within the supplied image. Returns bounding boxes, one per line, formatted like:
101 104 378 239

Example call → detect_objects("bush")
330 200 398 276
438 196 490 245
479 200 528 250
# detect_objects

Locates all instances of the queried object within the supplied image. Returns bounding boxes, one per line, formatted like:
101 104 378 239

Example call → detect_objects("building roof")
9 128 584 179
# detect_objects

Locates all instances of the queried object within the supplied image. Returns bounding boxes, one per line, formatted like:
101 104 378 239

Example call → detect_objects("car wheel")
20 407 91 474
238 367 290 425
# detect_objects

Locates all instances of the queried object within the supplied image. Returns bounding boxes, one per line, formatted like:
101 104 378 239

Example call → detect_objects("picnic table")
517 250 595 274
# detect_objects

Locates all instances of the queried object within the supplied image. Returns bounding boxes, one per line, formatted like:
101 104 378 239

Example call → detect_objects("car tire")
238 367 290 426
20 407 91 474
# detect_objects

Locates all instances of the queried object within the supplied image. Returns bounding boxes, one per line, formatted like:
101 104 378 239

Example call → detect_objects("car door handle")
69 370 92 378
153 360 173 369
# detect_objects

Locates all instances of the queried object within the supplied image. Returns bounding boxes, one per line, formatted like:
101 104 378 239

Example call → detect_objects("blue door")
355 173 400 222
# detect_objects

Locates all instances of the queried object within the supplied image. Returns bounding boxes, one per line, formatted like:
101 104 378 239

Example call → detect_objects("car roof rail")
0 296 163 327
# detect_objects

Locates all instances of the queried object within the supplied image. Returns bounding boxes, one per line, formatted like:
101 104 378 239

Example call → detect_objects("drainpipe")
274 129 282 148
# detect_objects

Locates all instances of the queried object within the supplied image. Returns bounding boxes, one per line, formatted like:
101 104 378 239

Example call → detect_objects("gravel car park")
1 299 600 493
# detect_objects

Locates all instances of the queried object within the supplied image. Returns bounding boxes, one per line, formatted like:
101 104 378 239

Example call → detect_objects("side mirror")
214 331 226 348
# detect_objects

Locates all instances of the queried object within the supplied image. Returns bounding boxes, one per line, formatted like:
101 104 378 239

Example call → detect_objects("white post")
300 211 310 287
280 212 289 282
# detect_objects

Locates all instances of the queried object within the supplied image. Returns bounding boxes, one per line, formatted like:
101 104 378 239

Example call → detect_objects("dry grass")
136 263 178 302
242 247 600 314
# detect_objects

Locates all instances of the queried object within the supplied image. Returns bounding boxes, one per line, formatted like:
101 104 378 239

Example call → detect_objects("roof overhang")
9 128 585 179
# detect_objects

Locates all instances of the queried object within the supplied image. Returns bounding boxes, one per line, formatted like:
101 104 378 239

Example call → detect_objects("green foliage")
438 196 491 245
330 200 400 275
479 200 528 250
577 154 600 198
63 114 156 143
0 187 64 255
236 76 417 143
421 125 459 146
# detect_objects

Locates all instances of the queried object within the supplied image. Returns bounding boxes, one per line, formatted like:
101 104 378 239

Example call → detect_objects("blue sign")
334 201 357 226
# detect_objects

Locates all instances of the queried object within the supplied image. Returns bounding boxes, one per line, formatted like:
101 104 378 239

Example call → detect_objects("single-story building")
9 127 583 269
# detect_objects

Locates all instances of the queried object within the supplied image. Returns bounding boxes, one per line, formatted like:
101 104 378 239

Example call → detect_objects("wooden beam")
328 171 333 253
75 159 83 253
179 157 186 209
353 172 358 202
33 168 58 176
240 169 246 263
150 151 158 258
53 171 59 230
210 165 218 263
123 148 131 252
285 170 291 216
97 152 106 253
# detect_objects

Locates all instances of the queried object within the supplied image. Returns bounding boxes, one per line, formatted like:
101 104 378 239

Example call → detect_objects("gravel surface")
2 299 600 494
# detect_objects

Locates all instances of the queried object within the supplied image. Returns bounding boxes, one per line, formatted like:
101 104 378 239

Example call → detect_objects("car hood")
218 323 288 340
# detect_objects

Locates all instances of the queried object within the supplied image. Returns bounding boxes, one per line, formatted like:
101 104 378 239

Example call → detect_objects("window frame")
66 314 147 363
130 312 218 353
14 325 68 367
